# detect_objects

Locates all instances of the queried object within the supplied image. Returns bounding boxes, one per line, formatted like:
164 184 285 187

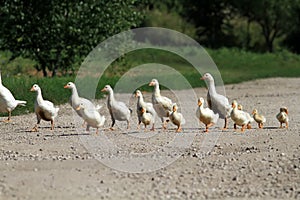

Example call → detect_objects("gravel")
0 77 299 199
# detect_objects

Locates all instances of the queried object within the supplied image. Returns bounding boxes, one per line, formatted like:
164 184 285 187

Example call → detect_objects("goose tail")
16 100 27 107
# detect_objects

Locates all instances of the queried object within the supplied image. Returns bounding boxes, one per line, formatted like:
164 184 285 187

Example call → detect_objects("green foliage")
0 47 300 117
0 0 145 77
0 51 36 75
230 0 300 52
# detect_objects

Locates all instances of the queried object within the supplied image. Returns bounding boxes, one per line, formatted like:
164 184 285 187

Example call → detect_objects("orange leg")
163 119 169 130
241 124 246 132
127 120 130 129
205 123 214 133
31 124 39 132
150 123 155 131
247 123 251 129
176 125 182 132
2 111 11 123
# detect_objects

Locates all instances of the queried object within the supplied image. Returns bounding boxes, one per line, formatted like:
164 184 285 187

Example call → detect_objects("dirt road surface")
0 78 299 199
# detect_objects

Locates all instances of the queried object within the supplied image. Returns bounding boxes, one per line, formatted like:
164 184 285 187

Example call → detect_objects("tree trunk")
52 68 57 77
42 66 47 77
246 19 251 50
267 40 273 52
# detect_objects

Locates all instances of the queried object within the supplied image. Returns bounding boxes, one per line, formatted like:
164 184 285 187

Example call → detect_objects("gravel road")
0 77 299 199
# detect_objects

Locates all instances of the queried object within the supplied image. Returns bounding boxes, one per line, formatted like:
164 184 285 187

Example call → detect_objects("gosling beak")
197 100 202 106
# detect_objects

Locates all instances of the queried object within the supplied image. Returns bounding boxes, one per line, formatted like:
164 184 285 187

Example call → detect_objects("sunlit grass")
0 47 300 116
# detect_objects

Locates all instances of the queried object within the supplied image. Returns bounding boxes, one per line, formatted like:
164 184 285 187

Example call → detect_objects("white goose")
64 82 100 125
0 72 26 122
135 90 156 130
149 79 173 129
30 84 59 131
276 107 289 128
101 85 131 130
230 100 253 132
169 103 185 132
196 97 219 132
201 73 231 129
76 103 105 135
140 107 154 130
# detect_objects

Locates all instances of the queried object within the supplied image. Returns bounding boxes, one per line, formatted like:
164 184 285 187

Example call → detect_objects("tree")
181 0 236 48
231 0 297 52
0 0 144 77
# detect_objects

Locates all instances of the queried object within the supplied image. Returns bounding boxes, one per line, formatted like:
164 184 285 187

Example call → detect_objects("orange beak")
101 88 106 92
200 76 205 80
149 81 154 86
76 105 81 111
197 100 202 106
30 87 35 92
64 85 69 89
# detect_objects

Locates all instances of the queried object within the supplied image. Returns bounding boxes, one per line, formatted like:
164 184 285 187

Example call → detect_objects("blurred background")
0 0 300 114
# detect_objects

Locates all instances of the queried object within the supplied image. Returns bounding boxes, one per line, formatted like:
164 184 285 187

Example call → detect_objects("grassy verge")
0 48 300 116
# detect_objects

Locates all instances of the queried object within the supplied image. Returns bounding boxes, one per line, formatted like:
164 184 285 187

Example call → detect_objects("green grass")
0 47 300 116
208 48 300 84
107 47 300 88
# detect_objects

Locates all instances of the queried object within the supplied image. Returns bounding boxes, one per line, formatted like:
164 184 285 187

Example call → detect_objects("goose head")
238 104 243 110
198 97 205 107
30 84 41 92
231 100 238 109
76 103 85 111
200 73 214 82
135 90 142 98
140 107 146 114
252 109 258 115
280 107 288 115
172 103 178 112
149 79 158 87
64 82 75 89
101 85 113 93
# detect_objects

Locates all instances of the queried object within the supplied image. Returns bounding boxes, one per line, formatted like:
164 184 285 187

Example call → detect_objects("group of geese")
0 72 289 134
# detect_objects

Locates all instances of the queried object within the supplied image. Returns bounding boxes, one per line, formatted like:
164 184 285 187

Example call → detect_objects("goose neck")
71 86 79 99
153 84 160 96
207 80 217 95
36 89 44 104
138 95 145 104
108 90 115 102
